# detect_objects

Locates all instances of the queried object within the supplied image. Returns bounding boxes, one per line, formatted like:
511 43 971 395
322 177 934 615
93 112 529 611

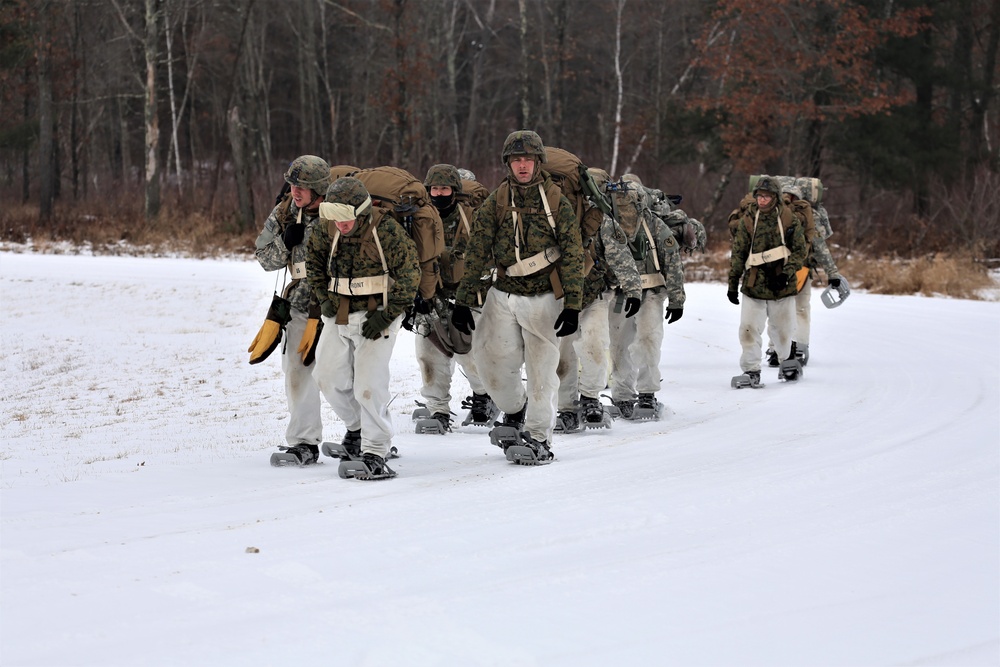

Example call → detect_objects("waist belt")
504 246 561 277
639 273 666 290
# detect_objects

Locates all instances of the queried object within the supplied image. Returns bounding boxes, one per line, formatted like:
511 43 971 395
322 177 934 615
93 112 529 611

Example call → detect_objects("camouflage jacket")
306 209 420 321
728 202 807 300
582 213 642 309
456 174 584 311
254 200 320 314
806 235 840 279
624 209 686 309
438 201 492 303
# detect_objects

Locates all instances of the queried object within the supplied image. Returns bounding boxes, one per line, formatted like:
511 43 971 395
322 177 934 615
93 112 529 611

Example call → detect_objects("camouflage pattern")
456 173 584 311
325 176 371 210
753 176 781 197
254 200 320 314
284 155 332 196
306 206 420 321
582 213 642 309
813 202 834 239
728 200 807 300
502 130 547 163
437 200 492 300
424 164 463 193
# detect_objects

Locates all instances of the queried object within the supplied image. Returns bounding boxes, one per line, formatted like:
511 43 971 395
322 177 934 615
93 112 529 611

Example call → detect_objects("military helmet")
423 164 463 193
501 130 546 164
283 155 332 196
322 177 372 221
782 184 804 200
753 176 781 197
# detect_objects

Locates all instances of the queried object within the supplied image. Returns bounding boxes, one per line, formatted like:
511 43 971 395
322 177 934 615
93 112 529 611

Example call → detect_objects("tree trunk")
228 106 255 230
37 0 55 222
518 0 530 127
144 0 162 221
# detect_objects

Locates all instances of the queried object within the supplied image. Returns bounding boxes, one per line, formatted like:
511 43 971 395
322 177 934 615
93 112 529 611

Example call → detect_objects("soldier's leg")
556 331 580 412
282 309 323 445
608 294 639 402
794 284 811 346
575 296 611 400
472 289 527 415
313 314 362 433
455 307 488 395
738 296 768 372
415 332 457 415
347 311 401 458
512 292 562 443
633 291 667 395
766 296 796 363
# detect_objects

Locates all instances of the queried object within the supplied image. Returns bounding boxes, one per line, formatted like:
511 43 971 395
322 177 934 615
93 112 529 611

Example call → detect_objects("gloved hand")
451 305 476 335
624 297 641 319
282 222 305 249
413 294 433 315
665 308 683 324
401 307 416 332
727 290 740 305
248 294 292 365
554 308 580 337
361 310 394 340
828 277 841 288
297 317 323 366
767 273 789 292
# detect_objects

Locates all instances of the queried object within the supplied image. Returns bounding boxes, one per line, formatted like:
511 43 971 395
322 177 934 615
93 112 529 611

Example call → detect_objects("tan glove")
248 294 292 365
297 303 323 366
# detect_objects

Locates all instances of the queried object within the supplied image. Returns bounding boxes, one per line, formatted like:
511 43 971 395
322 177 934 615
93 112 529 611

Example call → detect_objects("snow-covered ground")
1 251 998 667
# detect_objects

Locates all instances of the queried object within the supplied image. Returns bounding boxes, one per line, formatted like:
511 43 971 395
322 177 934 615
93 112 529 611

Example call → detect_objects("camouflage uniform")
607 181 687 409
455 131 584 446
414 164 489 420
253 155 329 449
557 211 642 416
728 178 807 374
794 199 840 349
306 177 420 459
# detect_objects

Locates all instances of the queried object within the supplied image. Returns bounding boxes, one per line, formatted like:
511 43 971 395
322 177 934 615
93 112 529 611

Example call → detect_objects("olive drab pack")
543 147 605 244
330 164 445 299
458 178 490 209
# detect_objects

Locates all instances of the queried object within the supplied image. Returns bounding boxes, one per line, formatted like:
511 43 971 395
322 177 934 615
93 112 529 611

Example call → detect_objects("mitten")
282 222 305 249
624 297 641 319
297 305 323 366
554 308 580 338
451 305 476 335
727 290 740 305
665 308 683 324
248 295 292 364
361 311 394 340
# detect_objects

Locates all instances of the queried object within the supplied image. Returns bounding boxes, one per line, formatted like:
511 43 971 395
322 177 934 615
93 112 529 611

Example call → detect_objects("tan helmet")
322 177 373 221
283 155 332 197
753 176 781 198
423 164 463 193
501 130 546 164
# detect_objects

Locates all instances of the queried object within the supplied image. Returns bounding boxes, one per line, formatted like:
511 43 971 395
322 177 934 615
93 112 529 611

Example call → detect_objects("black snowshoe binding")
270 443 319 467
553 408 582 434
607 397 635 420
580 395 612 429
793 342 809 367
731 370 763 389
339 451 397 480
778 358 803 382
321 430 398 461
630 393 662 421
504 432 554 466
461 393 500 427
766 348 780 367
489 403 527 449
412 404 453 434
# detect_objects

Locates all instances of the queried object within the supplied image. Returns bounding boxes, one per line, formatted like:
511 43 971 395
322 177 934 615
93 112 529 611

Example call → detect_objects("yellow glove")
298 317 323 366
248 295 292 365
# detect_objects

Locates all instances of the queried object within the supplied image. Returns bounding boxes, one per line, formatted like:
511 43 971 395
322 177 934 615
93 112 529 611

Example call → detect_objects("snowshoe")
270 443 319 467
505 432 554 466
778 358 803 382
339 452 396 480
821 277 851 308
415 411 453 435
580 396 612 429
731 370 763 389
630 393 663 421
606 398 635 420
495 403 527 430
489 425 522 450
766 348 779 367
553 409 582 434
321 431 400 460
793 342 809 367
460 393 500 427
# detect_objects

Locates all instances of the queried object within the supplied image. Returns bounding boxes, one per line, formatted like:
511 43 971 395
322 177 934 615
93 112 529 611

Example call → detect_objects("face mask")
430 194 455 212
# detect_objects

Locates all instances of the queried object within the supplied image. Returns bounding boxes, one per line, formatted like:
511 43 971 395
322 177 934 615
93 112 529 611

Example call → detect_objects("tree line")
2 0 998 256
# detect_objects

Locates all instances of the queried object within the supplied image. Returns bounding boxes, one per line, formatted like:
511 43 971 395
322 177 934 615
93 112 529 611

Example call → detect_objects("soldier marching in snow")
451 130 585 465
306 177 420 479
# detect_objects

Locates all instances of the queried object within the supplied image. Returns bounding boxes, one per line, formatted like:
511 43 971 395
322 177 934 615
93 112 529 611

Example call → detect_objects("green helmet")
753 176 781 197
423 164 463 193
284 155 332 197
324 177 373 220
501 130 546 164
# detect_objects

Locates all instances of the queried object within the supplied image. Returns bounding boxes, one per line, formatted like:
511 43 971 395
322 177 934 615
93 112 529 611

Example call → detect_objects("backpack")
642 187 706 253
458 178 490 210
543 147 605 245
747 175 818 249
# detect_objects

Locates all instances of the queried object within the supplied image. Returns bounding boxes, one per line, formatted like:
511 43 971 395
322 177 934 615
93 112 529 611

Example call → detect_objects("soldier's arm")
784 216 807 278
728 216 750 292
600 215 641 301
254 205 292 271
555 196 585 311
654 218 686 309
455 195 497 307
305 219 333 315
811 235 841 279
384 220 421 320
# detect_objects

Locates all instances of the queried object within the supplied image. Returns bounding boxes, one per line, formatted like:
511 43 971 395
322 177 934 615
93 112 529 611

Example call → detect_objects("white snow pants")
794 286 812 345
313 310 402 458
608 289 666 402
472 288 561 443
557 294 611 410
281 309 323 446
415 310 487 415
739 295 795 373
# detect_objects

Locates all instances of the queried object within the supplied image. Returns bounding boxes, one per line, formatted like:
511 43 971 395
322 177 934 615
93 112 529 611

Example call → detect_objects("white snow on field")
1 251 998 666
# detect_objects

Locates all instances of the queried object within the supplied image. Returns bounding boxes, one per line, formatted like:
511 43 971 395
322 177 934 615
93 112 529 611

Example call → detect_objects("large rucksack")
543 147 605 244
330 165 445 299
458 178 490 210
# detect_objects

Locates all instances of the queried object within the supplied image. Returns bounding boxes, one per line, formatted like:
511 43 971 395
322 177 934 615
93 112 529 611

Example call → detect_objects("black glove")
665 308 683 324
727 290 740 305
554 308 580 338
361 311 394 340
451 305 476 335
401 307 416 332
767 273 789 292
282 222 305 249
624 297 641 319
828 278 841 288
413 294 433 315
